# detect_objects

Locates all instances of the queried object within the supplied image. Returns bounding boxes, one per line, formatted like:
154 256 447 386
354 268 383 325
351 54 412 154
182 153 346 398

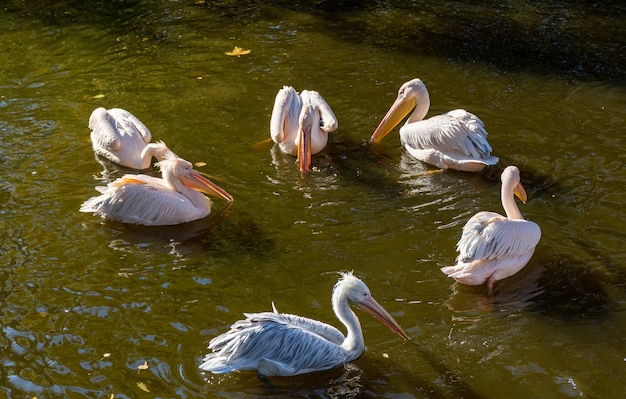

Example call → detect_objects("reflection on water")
202 363 364 398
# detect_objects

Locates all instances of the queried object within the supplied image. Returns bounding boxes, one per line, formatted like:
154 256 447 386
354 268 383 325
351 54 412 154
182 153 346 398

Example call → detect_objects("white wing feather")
200 311 349 376
80 175 210 225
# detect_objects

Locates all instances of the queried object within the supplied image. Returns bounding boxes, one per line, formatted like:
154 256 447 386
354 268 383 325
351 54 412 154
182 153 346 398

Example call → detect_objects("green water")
1 1 625 398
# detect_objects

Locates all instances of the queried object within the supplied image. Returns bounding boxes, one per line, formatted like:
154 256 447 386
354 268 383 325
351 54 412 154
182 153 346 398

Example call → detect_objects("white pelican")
270 86 338 172
369 78 499 172
200 271 409 378
89 107 169 169
80 143 233 226
441 166 541 292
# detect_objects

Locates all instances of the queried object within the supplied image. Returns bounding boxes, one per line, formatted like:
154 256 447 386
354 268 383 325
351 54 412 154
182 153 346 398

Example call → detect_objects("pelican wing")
201 311 348 376
89 107 154 169
456 211 541 263
270 86 302 149
301 90 338 132
80 175 209 226
268 306 345 344
108 108 152 143
400 109 494 160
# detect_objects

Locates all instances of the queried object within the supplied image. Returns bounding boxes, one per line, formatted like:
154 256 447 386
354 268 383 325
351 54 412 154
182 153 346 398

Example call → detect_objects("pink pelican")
80 143 233 226
270 86 338 172
441 166 541 292
369 78 498 172
89 107 170 169
200 271 409 378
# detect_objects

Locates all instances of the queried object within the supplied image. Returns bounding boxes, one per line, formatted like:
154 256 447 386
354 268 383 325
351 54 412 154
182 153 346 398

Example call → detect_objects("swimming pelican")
270 86 338 172
89 107 169 169
199 271 409 378
369 78 498 172
80 143 233 226
441 166 541 292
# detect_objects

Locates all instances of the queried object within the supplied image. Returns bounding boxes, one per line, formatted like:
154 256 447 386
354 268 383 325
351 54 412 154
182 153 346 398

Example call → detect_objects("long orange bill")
297 112 313 173
514 182 528 204
184 170 233 202
369 96 416 144
355 294 410 340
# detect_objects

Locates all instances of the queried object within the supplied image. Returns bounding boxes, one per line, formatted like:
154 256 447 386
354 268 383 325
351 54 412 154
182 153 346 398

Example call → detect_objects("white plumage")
369 78 498 171
441 166 541 292
270 86 338 171
89 107 170 170
80 143 233 226
200 271 409 377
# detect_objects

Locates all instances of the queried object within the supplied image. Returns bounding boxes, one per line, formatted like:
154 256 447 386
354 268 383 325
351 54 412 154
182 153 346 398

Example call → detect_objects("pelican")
80 143 233 226
441 166 541 292
369 78 498 172
89 107 169 169
199 271 409 378
270 86 338 172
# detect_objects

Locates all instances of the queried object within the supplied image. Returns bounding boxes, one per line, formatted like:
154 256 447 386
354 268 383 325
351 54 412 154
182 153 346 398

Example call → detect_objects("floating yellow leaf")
137 381 150 393
137 361 149 373
194 161 206 167
225 46 251 57
93 94 105 99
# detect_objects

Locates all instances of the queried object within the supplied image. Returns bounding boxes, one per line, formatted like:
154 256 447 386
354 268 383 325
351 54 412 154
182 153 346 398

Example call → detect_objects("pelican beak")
369 96 416 144
514 182 528 204
184 170 234 202
297 106 313 173
354 295 410 340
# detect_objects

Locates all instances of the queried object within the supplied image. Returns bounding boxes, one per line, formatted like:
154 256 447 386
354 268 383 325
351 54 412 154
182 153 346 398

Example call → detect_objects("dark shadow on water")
528 252 616 320
202 356 486 399
444 250 614 321
5 0 624 82
89 202 275 259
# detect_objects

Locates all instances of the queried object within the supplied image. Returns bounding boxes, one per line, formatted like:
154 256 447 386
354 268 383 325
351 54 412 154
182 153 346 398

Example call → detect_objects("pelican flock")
369 78 499 172
200 271 409 377
82 74 544 388
80 142 233 226
89 107 170 170
270 86 338 172
441 166 541 292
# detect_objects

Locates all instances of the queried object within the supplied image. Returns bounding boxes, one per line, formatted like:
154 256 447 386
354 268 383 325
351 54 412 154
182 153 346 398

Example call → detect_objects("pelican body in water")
80 143 233 226
89 107 169 170
369 78 498 172
441 166 541 292
200 271 409 378
270 86 338 172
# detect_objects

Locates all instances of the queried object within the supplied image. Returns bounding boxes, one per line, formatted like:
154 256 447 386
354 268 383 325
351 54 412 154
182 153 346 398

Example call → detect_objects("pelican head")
502 165 528 204
157 153 233 203
369 78 431 144
335 272 410 340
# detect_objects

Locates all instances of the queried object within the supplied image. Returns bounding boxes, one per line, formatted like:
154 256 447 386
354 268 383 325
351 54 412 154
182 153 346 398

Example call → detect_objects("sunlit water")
1 1 625 398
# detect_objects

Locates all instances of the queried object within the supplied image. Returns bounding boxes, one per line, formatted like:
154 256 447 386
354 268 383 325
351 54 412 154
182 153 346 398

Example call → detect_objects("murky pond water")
1 1 625 398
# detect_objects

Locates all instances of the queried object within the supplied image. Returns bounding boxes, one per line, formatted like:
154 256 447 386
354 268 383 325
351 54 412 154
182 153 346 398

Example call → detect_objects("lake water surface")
1 1 625 398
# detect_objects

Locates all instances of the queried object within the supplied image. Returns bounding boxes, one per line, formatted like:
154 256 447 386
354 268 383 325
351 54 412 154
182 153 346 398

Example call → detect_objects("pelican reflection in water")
89 107 172 170
441 166 541 292
270 86 338 172
200 271 409 378
81 142 233 226
369 78 498 172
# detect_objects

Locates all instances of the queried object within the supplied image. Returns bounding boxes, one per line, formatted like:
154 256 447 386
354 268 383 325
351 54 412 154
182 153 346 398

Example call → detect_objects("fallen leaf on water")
137 382 150 393
195 161 206 167
225 46 251 57
93 94 105 99
138 361 149 373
